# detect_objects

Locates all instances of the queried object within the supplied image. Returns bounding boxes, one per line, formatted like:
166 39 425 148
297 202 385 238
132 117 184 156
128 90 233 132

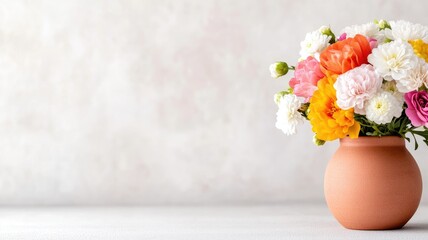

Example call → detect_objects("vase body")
324 136 422 230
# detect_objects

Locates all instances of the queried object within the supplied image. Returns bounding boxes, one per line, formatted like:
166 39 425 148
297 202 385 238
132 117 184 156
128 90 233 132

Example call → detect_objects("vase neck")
340 136 405 147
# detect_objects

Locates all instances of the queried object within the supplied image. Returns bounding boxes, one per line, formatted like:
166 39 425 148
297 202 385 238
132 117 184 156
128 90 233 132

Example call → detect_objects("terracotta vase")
324 136 422 230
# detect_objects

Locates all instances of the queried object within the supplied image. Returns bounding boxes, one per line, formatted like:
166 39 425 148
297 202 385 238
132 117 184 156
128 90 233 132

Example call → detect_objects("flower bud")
319 26 336 44
274 88 294 105
313 135 325 146
274 91 287 105
269 62 289 78
319 26 330 35
375 19 391 30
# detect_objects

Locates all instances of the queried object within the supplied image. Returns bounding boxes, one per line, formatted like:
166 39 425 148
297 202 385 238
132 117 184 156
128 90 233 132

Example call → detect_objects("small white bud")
376 19 390 30
319 26 330 34
269 62 289 78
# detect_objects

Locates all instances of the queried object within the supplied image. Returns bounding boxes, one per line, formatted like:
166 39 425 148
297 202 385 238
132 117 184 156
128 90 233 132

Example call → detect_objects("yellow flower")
409 39 428 63
308 74 360 141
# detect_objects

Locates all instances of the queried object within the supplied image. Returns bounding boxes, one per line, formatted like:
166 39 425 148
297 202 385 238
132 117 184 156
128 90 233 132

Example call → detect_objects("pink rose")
405 90 428 127
289 56 325 102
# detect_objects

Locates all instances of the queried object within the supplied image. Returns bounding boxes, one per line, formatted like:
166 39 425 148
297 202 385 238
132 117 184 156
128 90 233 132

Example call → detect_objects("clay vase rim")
340 136 404 147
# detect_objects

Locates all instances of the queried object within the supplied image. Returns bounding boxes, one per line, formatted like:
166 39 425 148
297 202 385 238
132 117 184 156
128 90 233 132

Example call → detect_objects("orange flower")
320 34 371 75
308 74 360 141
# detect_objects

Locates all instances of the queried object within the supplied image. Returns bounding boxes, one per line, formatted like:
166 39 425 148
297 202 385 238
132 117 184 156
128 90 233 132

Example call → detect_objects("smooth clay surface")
325 137 422 230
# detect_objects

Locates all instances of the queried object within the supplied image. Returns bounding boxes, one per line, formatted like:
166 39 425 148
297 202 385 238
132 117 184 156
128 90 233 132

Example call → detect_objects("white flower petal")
395 58 428 93
341 22 385 43
386 20 428 42
299 27 331 60
365 91 403 124
368 39 418 81
381 80 404 102
334 64 382 115
275 95 304 135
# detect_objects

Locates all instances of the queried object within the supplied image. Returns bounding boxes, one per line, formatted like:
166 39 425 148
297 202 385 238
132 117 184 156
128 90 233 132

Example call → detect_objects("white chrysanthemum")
381 80 404 102
341 22 385 43
299 27 331 61
368 39 418 81
334 64 382 114
385 20 428 42
365 91 403 124
275 94 304 135
395 58 428 93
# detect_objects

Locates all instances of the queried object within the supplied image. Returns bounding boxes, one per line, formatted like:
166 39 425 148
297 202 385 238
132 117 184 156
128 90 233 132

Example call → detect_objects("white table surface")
0 203 427 239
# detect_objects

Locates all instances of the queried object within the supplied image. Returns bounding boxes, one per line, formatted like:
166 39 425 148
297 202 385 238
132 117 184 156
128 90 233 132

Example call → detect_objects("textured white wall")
0 0 427 205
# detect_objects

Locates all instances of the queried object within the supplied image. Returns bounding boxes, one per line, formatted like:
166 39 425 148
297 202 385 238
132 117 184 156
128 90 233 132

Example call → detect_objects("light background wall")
0 0 427 205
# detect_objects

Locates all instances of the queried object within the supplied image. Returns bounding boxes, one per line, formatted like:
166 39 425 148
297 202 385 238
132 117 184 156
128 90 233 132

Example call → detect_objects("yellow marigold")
409 39 428 62
308 74 360 141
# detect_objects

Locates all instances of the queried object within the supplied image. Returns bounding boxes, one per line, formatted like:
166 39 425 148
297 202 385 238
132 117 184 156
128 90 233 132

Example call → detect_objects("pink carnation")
334 64 382 114
289 56 325 102
405 90 428 127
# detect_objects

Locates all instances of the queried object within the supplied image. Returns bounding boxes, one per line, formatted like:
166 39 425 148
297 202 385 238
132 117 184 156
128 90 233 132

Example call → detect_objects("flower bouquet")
270 20 428 149
270 20 427 230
